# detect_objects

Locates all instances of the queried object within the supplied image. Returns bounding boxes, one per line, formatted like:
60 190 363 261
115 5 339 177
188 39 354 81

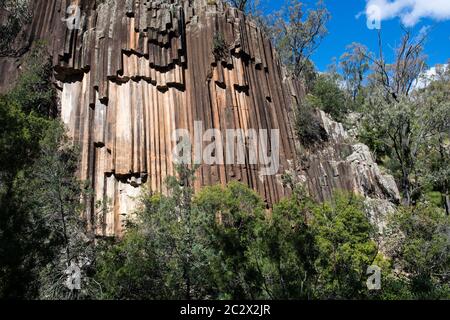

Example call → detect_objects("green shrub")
212 33 227 61
8 42 55 116
0 0 31 56
311 74 348 122
295 94 328 148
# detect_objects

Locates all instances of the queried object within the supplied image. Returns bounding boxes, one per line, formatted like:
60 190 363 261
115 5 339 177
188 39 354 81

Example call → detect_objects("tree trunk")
443 190 450 216
401 172 411 206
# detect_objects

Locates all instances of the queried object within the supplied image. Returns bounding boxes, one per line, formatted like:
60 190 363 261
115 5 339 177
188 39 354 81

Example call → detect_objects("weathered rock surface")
296 109 400 226
298 110 400 203
2 0 299 235
0 0 400 236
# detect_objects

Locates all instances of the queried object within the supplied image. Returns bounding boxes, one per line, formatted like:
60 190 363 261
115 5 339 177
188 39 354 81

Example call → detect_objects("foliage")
339 43 370 102
95 229 164 299
194 181 267 299
0 0 31 56
0 43 95 299
96 165 216 300
310 73 349 122
272 0 330 78
294 94 328 148
310 193 379 299
300 59 318 92
97 178 414 300
0 43 55 298
212 33 227 61
251 188 317 299
416 65 450 214
24 122 97 300
8 42 56 116
356 29 449 210
382 203 450 299
360 74 450 206
97 176 269 300
0 97 49 178
0 42 54 176
0 118 94 299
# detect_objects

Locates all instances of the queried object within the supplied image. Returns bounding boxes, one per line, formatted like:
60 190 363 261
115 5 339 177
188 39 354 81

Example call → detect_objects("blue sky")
262 0 450 71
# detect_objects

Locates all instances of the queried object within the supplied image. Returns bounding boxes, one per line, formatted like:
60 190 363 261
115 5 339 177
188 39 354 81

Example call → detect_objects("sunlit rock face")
5 0 298 235
301 110 400 204
0 0 399 236
298 110 400 228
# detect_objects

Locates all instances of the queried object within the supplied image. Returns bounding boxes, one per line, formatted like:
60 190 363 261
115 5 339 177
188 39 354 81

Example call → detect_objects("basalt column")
0 0 402 236
19 0 299 236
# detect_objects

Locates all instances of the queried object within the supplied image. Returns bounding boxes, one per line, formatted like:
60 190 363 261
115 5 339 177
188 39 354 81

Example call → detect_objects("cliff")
300 110 400 204
0 0 399 236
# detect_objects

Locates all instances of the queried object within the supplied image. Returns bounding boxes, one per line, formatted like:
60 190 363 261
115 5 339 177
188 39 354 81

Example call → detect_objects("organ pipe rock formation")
0 0 399 236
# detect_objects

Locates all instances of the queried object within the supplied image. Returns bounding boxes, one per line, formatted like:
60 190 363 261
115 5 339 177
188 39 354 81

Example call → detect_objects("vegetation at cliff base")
94 168 449 300
0 44 97 299
0 0 448 301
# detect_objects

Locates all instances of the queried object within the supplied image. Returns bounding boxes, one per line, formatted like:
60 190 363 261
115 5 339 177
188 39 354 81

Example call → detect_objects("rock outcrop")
0 0 400 236
295 109 400 230
299 110 400 204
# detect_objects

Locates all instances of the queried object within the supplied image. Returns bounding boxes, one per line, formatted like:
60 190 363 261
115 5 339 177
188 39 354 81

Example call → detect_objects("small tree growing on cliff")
212 32 227 61
272 0 330 78
294 95 328 148
0 0 31 57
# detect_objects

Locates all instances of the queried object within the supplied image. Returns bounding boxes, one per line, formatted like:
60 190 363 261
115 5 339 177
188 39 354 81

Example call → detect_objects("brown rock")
0 0 399 236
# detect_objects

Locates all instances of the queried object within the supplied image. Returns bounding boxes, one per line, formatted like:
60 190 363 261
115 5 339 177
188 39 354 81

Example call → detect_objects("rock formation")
299 110 400 204
0 0 399 236
296 110 400 232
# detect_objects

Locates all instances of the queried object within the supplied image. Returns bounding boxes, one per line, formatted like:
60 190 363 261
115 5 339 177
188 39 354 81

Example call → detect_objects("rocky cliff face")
0 0 399 236
297 110 400 232
299 110 400 204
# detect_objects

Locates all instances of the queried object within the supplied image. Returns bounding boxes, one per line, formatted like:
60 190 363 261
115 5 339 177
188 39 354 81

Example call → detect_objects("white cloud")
365 0 450 26
414 64 448 89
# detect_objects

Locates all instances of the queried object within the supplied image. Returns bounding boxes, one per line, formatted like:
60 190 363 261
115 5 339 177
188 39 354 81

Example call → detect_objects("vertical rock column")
8 0 299 236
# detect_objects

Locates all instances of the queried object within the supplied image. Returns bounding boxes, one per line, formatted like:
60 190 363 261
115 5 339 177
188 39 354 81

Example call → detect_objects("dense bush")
0 43 96 299
94 171 449 300
212 33 227 61
310 74 349 122
382 203 450 299
294 94 328 148
0 0 31 56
